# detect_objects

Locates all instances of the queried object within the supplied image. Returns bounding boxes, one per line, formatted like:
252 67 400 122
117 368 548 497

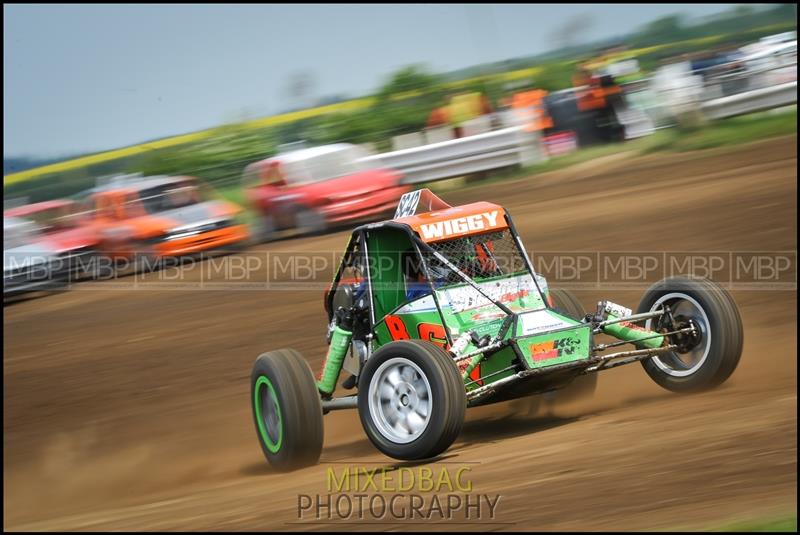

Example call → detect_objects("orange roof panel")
394 201 507 243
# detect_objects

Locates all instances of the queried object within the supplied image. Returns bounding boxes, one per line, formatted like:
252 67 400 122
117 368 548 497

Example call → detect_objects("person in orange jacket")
426 105 450 129
427 92 495 138
510 87 553 133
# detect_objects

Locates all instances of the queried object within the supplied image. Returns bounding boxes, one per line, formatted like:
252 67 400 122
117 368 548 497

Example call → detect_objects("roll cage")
325 207 549 349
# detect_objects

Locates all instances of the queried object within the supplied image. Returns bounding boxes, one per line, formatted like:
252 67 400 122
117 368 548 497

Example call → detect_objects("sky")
4 3 741 159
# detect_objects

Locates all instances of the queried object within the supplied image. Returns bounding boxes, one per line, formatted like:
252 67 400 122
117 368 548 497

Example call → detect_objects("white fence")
361 126 547 185
648 47 797 123
701 80 797 120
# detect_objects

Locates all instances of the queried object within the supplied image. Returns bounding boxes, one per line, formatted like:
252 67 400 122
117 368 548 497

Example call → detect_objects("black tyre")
253 214 278 244
636 276 743 393
251 349 324 471
358 340 465 460
295 207 327 237
549 287 586 321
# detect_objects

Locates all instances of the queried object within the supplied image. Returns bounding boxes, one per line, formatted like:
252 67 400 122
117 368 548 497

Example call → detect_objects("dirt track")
4 135 797 531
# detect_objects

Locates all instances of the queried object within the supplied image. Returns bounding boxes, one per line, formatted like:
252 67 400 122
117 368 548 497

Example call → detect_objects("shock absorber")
317 307 354 396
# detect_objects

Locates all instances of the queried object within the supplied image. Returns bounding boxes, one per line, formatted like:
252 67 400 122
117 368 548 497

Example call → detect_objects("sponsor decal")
460 289 529 319
418 323 447 348
519 310 574 335
394 190 422 218
456 359 483 386
419 210 500 241
604 300 632 319
470 310 507 322
618 321 649 332
395 294 437 314
443 273 538 314
386 315 411 341
385 317 449 348
529 336 580 362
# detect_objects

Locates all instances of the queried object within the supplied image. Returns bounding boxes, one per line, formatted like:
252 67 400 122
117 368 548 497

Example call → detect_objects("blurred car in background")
80 175 250 271
243 143 409 241
4 199 100 278
3 216 78 299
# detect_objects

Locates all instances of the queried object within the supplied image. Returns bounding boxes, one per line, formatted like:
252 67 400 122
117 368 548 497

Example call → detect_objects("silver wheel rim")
368 357 432 444
646 292 711 377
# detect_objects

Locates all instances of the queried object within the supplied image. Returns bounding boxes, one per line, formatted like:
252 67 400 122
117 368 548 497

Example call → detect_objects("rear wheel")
358 340 465 460
549 287 586 321
637 276 743 392
251 349 324 471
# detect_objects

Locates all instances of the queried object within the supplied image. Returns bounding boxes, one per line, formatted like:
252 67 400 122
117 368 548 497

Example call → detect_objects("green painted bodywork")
464 346 517 392
602 313 664 349
365 227 412 321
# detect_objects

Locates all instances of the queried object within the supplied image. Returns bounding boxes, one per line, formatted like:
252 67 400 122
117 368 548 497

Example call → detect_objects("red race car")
4 199 100 282
243 143 409 241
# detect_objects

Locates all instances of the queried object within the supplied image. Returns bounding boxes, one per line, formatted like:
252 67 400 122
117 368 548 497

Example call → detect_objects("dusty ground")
3 135 797 531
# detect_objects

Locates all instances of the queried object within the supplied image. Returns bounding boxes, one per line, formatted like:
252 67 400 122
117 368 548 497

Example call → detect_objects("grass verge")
707 512 797 532
642 106 797 153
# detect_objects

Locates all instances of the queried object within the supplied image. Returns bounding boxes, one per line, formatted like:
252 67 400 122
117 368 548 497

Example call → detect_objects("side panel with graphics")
373 308 517 391
373 308 447 348
434 273 547 338
516 324 592 370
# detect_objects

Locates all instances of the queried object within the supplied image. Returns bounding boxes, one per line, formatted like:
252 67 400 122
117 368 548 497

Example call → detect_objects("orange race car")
79 175 250 270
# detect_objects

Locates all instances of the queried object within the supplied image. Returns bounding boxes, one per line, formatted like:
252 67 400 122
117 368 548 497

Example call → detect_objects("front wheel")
358 340 465 460
637 277 743 393
251 349 324 471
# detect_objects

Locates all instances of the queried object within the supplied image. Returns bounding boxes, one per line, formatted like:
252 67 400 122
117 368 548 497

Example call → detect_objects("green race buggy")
251 190 743 471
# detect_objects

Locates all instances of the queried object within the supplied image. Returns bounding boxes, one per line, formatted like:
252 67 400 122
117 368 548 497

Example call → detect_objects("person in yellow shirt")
445 91 493 138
